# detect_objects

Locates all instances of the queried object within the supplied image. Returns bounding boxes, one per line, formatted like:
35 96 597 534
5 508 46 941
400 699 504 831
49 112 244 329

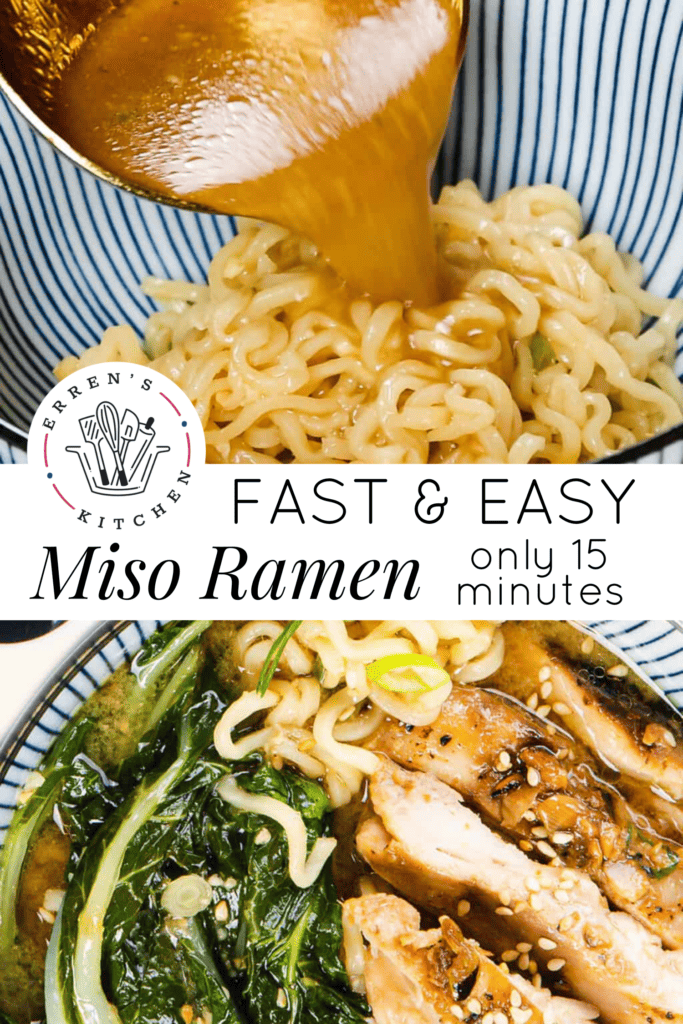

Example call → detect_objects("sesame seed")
502 950 519 962
276 989 287 1008
559 914 575 932
581 637 594 656
531 826 548 839
511 1009 532 1024
540 681 552 699
529 894 542 910
537 705 551 718
520 841 534 852
518 953 530 971
528 960 538 975
547 725 556 736
527 693 539 711
538 938 557 950
498 751 512 769
37 908 55 925
500 890 511 906
516 942 532 953
532 974 542 989
550 857 563 868
606 664 628 678
522 810 536 822
552 832 572 845
466 999 482 1015
215 900 229 922
483 1014 495 1024
537 841 556 859
451 1007 464 1020
527 768 541 787
559 878 574 890
496 906 514 916
525 876 541 893
554 889 570 904
494 1012 509 1024
499 962 510 974
665 730 677 748
552 703 571 716
255 827 271 845
539 667 552 683
457 900 471 918
547 959 566 972
510 990 522 1008
557 748 569 760
513 901 528 914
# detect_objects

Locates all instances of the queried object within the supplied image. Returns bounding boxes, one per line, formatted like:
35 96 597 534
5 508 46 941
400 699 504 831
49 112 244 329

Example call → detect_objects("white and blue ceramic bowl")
2 0 683 464
2 619 683 841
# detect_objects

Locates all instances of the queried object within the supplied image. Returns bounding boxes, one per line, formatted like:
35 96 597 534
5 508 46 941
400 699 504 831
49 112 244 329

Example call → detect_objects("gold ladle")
0 0 468 304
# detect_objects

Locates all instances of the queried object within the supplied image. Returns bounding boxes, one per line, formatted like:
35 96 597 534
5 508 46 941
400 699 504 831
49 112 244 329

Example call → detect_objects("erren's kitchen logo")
28 363 205 530
70 401 169 496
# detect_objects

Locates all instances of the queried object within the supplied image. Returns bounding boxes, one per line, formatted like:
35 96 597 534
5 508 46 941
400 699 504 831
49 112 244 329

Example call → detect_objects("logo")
28 363 205 529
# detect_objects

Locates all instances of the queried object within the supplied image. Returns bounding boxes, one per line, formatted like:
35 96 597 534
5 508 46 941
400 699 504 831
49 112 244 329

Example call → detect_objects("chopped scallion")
530 332 557 371
366 653 450 694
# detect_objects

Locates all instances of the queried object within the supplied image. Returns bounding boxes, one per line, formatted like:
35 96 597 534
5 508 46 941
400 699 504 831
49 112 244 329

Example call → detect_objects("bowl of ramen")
2 618 683 1023
1 0 683 465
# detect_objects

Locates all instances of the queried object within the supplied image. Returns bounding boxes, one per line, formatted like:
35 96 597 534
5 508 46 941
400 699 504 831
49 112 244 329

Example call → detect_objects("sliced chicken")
358 761 683 1024
369 684 683 949
493 623 683 802
342 893 597 1024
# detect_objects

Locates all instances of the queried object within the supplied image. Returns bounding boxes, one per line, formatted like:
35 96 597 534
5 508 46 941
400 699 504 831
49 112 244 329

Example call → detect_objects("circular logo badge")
27 363 205 530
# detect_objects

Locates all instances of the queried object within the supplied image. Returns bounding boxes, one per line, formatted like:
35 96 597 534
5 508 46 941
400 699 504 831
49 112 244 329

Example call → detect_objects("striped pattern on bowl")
1 0 682 462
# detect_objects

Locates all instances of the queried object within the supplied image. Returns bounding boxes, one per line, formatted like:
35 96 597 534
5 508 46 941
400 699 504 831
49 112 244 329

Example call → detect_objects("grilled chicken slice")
358 761 683 1024
369 685 683 949
493 623 683 802
342 894 598 1024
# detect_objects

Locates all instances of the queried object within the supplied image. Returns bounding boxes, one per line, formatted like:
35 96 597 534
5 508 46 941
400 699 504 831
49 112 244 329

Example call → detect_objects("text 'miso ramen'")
56 183 683 464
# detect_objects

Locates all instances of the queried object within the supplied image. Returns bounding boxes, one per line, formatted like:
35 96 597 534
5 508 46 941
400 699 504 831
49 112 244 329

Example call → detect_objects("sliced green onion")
651 852 679 880
530 332 557 371
367 653 450 695
256 621 303 697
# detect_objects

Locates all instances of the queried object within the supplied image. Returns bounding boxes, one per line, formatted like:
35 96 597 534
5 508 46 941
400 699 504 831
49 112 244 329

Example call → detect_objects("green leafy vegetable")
14 621 366 1024
204 758 369 1024
0 622 212 964
530 332 557 371
0 716 93 959
257 622 303 696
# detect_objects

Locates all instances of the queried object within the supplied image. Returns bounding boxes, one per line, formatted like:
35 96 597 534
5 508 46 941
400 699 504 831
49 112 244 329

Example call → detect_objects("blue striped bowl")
2 0 683 463
2 619 683 840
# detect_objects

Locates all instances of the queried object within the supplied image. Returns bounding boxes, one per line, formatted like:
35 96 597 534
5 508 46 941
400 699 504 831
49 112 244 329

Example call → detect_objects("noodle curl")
56 184 683 463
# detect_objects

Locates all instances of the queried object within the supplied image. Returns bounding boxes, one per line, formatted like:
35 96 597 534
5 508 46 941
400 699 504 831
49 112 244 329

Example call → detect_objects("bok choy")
0 621 210 960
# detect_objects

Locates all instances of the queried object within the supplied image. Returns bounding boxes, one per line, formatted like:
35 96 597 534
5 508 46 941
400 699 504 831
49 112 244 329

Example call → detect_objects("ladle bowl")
0 0 469 211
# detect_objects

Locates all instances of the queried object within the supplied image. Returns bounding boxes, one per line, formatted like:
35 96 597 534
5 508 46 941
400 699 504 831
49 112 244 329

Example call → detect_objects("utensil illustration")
129 417 156 482
78 414 109 485
96 401 127 486
118 409 141 482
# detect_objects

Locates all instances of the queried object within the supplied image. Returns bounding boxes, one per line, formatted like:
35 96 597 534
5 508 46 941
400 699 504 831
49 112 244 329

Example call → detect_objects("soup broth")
51 0 465 304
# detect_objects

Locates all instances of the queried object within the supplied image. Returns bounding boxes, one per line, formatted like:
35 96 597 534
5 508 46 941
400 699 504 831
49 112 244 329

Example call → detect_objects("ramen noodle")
56 181 683 463
214 618 503 808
